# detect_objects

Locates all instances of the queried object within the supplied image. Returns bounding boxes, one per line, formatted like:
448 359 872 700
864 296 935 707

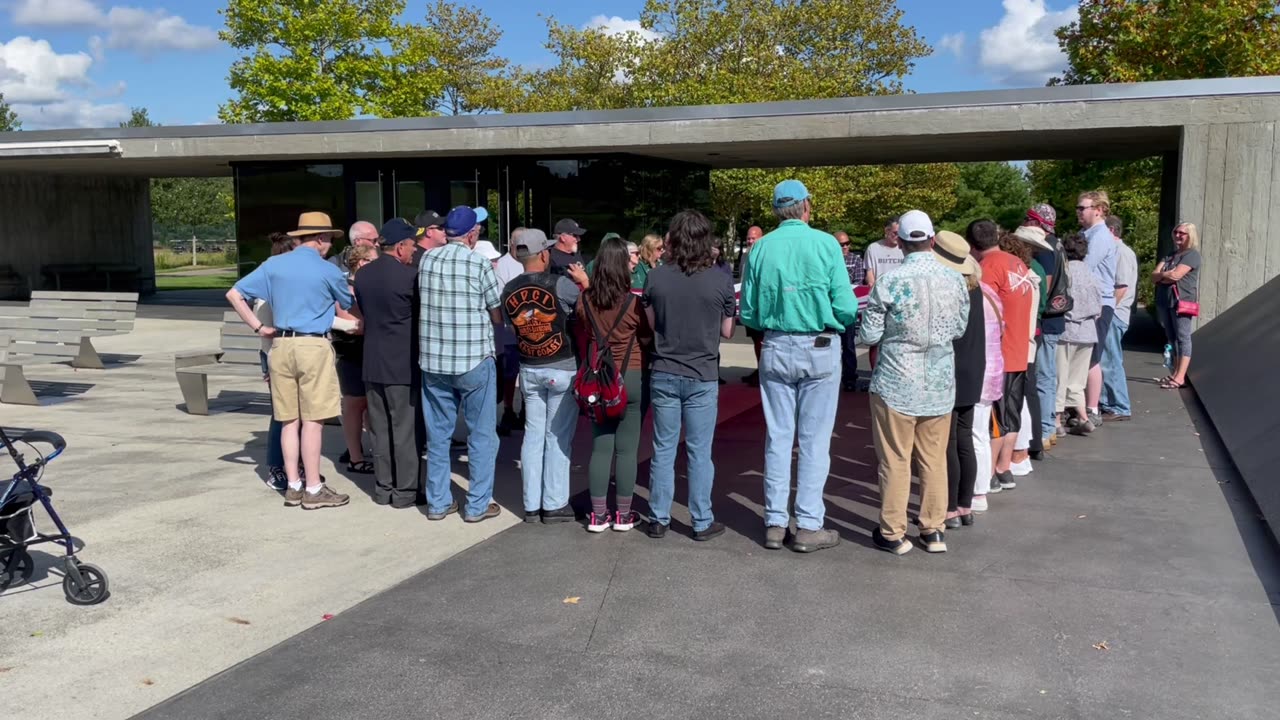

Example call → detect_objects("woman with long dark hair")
642 210 736 541
578 237 653 531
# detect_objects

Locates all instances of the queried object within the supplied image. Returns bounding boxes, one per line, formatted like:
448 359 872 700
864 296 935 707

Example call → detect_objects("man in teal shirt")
740 180 857 554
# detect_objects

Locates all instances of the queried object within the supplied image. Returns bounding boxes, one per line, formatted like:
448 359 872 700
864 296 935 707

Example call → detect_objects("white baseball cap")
473 240 501 260
897 210 935 242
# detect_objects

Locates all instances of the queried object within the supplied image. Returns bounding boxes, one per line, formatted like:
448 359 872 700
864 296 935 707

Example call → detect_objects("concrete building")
0 76 1278 324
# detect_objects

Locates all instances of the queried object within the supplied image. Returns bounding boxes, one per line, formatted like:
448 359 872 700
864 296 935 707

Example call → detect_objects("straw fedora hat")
286 211 344 238
933 230 978 276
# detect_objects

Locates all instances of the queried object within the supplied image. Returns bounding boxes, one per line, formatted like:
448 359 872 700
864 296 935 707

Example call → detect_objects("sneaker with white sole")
1011 459 1033 477
612 511 638 532
301 484 349 510
586 511 612 533
971 495 989 513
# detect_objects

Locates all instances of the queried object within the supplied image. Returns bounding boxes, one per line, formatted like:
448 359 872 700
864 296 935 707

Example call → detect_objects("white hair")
626 241 639 253
349 221 378 242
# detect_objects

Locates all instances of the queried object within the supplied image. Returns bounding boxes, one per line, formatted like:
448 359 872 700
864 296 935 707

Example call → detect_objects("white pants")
973 401 994 495
1014 398 1033 451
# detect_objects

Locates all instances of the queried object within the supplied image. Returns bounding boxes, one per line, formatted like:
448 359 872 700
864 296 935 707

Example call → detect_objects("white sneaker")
972 496 989 513
1011 459 1033 477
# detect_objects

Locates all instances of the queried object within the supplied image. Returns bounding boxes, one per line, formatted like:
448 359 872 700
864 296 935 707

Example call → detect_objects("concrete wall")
1178 121 1280 324
0 175 154 299
1188 274 1280 532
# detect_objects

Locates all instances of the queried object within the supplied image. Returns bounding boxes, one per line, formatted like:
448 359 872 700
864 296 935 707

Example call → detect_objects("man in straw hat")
226 211 354 510
859 210 969 555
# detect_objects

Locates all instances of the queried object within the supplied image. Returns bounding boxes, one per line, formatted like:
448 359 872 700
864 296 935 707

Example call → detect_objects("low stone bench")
0 291 139 370
0 331 83 406
174 311 264 416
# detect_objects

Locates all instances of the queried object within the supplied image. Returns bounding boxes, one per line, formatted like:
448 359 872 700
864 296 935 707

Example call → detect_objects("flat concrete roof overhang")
2 77 1279 177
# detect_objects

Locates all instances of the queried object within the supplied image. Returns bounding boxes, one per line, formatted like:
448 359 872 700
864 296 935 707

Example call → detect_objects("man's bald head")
349 221 379 248
746 226 764 246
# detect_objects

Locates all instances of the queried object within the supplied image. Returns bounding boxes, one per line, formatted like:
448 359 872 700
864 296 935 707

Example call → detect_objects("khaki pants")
870 393 950 540
1055 342 1093 413
269 337 341 422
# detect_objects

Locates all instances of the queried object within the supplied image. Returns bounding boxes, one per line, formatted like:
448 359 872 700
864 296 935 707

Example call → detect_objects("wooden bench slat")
178 363 263 377
30 291 139 301
27 307 137 321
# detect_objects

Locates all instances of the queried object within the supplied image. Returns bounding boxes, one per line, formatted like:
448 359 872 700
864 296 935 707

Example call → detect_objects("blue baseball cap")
443 206 478 237
473 206 489 224
773 179 809 209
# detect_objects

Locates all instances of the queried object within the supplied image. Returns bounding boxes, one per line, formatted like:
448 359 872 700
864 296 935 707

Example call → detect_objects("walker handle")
19 431 66 460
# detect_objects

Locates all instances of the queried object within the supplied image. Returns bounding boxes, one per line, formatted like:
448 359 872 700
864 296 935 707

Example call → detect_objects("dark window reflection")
235 164 345 274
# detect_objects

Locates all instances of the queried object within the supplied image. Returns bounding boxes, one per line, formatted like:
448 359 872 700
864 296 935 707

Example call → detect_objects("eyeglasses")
838 242 850 248
1076 205 1094 211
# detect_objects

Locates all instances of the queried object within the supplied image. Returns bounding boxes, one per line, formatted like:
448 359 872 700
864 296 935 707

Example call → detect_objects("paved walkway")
136 343 1280 720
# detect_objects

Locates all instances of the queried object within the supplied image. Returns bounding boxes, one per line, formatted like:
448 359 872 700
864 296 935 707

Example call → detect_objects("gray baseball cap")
515 228 554 259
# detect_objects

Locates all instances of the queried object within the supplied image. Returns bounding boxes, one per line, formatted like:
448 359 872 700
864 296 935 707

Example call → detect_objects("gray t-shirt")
865 241 904 284
1157 249 1202 307
642 264 736 382
1114 242 1139 326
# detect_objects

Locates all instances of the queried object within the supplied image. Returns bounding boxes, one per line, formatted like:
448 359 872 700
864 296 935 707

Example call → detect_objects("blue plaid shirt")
417 242 502 375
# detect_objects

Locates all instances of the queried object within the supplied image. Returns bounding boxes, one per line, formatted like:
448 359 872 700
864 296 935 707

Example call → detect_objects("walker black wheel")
0 549 34 592
62 562 109 605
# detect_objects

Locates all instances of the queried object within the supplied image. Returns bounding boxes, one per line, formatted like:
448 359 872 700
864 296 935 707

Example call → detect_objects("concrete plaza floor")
130 337 1280 719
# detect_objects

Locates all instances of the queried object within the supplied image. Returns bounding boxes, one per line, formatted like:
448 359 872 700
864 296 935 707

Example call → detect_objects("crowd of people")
225 180 1202 553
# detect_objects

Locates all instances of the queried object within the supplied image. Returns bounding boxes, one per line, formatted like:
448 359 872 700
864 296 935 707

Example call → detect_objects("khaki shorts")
268 337 341 422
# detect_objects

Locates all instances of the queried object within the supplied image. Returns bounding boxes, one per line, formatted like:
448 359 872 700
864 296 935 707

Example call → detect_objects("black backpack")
1042 236 1073 318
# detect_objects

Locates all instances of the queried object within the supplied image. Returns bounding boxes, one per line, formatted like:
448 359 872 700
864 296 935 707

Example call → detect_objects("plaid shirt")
417 242 501 375
844 251 866 286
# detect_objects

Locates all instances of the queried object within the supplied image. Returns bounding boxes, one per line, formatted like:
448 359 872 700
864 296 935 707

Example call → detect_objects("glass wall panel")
395 178 426 221
234 163 345 274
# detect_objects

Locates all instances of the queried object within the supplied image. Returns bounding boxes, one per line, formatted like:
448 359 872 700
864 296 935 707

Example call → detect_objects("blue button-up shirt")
857 252 969 417
1084 223 1118 308
233 246 353 334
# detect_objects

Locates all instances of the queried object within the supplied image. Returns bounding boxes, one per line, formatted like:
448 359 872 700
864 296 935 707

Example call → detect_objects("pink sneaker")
587 511 612 533
612 511 639 532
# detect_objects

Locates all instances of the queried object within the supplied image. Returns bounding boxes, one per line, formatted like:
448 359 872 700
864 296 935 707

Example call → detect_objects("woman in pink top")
971 279 1005 513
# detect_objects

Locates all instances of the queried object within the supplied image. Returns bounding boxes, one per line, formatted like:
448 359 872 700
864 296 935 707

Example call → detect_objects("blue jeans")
421 357 498 517
260 351 284 468
648 371 719 532
1100 318 1131 416
760 332 841 531
519 365 578 512
1036 333 1060 439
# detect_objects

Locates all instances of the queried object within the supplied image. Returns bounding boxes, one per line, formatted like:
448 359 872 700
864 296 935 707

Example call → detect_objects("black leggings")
948 405 977 511
1025 359 1042 453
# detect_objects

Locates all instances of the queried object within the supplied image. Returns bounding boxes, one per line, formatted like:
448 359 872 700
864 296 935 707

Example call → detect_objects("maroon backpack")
573 295 637 423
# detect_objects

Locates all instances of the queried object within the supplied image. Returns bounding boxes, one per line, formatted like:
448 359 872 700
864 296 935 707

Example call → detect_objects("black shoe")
918 530 947 553
872 527 912 555
944 516 961 529
499 409 521 436
842 380 857 392
338 450 351 465
524 510 541 523
692 522 726 542
791 528 839 553
960 513 975 527
647 521 668 539
743 370 760 387
718 377 727 385
541 505 576 524
1029 450 1044 462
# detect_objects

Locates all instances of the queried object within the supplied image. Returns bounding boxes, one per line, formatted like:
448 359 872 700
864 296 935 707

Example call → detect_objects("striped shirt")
417 241 501 375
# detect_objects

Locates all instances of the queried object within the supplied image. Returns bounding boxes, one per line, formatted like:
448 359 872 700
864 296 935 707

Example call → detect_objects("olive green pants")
588 370 648 502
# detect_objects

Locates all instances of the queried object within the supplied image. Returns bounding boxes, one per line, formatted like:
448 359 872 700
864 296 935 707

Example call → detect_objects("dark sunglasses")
838 242 851 247
1075 205 1093 211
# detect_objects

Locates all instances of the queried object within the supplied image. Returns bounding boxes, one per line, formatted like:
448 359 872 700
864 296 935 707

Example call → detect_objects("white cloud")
979 0 1078 85
11 99 130 129
11 0 103 26
0 36 93 103
0 36 127 129
585 15 662 43
103 7 220 52
10 1 220 54
938 33 966 58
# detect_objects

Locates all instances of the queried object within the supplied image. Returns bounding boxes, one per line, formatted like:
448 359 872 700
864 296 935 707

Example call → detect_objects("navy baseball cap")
443 206 478 237
379 218 424 245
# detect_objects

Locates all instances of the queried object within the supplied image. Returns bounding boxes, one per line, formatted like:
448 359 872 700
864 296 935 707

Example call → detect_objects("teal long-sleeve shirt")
739 219 858 333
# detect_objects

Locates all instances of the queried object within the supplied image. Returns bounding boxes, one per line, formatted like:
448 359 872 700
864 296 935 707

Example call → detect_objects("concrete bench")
0 331 83 406
0 291 139 370
174 311 264 416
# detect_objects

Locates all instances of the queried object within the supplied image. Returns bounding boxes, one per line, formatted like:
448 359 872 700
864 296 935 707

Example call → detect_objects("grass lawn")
156 274 236 291
155 264 235 275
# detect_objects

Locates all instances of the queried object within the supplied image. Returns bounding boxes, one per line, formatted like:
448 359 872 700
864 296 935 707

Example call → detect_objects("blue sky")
0 0 1079 129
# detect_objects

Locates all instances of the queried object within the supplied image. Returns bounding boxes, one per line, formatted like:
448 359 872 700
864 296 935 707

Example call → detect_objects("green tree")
936 162 1031 234
219 0 411 122
1053 0 1280 85
0 92 20 132
120 107 154 128
499 17 644 113
421 1 509 115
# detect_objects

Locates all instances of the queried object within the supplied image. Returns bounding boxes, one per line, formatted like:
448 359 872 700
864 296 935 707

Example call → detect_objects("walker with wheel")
0 426 109 605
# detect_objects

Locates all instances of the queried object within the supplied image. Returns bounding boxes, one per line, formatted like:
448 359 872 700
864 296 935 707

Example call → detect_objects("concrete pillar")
1177 121 1279 324
0 175 154 297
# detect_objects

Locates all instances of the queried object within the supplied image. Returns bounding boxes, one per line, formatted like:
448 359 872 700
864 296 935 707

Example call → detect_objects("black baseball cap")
414 210 444 229
553 218 586 236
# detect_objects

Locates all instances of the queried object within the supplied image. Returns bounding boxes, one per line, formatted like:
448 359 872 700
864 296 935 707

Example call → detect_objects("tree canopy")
0 93 21 132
